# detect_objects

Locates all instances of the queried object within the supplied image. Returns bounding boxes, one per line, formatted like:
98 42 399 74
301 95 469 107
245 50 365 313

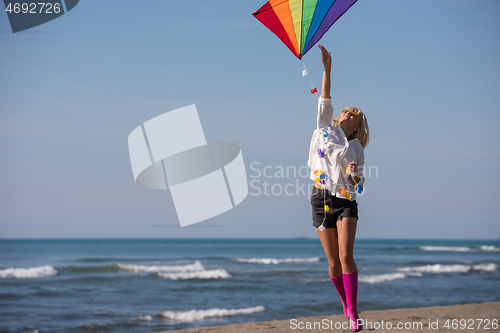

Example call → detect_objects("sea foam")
359 272 408 284
480 246 500 252
234 257 320 265
158 269 231 280
117 261 203 273
471 263 497 272
0 265 57 279
361 262 497 283
420 245 500 252
118 261 231 280
397 263 497 273
130 315 153 321
419 246 472 252
158 305 265 322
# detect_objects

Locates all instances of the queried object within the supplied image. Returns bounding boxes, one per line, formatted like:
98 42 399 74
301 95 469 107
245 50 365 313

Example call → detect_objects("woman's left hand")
348 163 357 175
348 163 360 185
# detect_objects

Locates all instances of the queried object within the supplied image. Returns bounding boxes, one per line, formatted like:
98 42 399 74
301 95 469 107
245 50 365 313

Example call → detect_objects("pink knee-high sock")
343 271 362 332
329 275 348 320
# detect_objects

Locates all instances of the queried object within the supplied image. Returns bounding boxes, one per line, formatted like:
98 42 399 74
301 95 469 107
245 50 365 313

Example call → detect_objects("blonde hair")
332 106 370 148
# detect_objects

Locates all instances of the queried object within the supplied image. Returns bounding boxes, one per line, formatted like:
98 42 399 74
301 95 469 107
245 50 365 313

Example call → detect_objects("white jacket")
308 97 365 201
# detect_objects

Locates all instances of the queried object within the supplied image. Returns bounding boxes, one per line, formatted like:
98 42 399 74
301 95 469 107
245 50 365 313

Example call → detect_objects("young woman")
308 45 370 332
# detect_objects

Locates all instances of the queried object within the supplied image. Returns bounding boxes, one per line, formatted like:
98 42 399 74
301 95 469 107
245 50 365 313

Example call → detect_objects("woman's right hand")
319 45 331 71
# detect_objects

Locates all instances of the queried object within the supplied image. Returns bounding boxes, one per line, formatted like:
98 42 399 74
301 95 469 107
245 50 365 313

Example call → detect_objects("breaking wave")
130 315 153 321
397 263 497 273
118 261 231 280
479 246 500 252
158 269 231 280
359 262 496 284
359 272 409 284
117 261 203 273
158 305 265 322
0 265 57 279
0 261 231 280
234 257 320 265
419 245 500 252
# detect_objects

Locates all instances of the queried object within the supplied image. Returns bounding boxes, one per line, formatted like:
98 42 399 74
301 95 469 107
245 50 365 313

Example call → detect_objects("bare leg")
337 217 358 273
316 228 342 277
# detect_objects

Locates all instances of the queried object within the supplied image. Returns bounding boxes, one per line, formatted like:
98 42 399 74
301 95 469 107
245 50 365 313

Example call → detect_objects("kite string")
302 59 319 99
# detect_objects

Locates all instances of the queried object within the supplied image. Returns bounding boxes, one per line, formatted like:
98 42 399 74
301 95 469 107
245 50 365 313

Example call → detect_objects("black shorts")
311 187 358 228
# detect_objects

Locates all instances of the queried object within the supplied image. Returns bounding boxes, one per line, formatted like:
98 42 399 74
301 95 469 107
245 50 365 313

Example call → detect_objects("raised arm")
319 45 331 99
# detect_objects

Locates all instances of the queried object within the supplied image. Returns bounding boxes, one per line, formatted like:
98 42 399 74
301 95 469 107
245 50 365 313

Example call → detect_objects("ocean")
0 239 499 333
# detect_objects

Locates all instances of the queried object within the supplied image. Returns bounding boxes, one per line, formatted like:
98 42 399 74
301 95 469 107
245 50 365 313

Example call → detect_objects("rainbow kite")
253 0 358 59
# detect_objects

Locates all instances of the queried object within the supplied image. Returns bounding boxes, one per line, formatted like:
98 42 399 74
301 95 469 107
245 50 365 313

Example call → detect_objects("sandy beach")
158 302 499 333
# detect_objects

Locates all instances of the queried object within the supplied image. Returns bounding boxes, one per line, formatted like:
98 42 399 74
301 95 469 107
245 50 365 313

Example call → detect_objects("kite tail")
302 59 319 98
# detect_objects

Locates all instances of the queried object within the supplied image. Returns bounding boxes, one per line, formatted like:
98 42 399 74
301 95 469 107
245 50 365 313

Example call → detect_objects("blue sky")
1 0 499 239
